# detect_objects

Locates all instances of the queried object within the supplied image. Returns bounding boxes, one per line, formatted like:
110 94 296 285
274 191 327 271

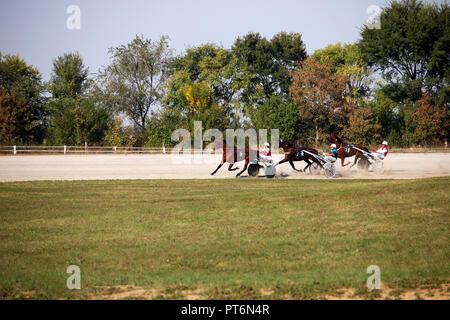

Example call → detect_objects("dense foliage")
0 54 47 144
0 0 448 148
46 53 110 145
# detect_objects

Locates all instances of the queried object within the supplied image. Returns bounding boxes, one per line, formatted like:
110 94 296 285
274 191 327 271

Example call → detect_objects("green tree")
0 53 46 144
144 108 185 147
363 90 404 143
97 35 173 132
170 44 236 108
48 98 110 145
359 0 449 103
47 52 110 145
232 32 307 111
48 53 89 99
163 44 239 136
247 95 307 144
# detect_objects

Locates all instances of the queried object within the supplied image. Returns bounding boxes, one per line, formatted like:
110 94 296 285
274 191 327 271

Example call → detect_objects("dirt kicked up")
0 152 449 182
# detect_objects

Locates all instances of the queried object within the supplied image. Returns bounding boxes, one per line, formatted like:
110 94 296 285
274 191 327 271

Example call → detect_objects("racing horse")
276 140 323 172
327 134 370 167
210 140 259 177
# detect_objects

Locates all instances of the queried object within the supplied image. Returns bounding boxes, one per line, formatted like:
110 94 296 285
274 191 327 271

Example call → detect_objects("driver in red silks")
374 141 389 160
259 142 272 164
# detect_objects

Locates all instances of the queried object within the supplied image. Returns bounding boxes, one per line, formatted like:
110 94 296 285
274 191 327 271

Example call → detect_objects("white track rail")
0 145 214 155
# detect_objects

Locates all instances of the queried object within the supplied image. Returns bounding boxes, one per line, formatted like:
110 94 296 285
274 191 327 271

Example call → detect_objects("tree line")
0 0 448 148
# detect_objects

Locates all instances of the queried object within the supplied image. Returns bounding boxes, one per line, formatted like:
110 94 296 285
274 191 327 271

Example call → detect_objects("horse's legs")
341 156 350 167
303 159 312 171
211 160 225 175
350 153 360 168
228 163 239 171
236 158 249 177
275 158 288 167
289 160 302 172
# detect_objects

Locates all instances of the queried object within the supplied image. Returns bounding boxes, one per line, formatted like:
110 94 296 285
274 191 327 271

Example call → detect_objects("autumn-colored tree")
183 82 211 113
312 43 372 101
0 53 47 144
339 104 381 145
103 116 136 147
290 57 348 146
0 89 34 144
410 94 448 145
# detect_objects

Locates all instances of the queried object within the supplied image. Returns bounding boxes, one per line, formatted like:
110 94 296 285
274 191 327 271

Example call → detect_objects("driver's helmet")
264 142 270 147
330 144 337 149
382 141 388 146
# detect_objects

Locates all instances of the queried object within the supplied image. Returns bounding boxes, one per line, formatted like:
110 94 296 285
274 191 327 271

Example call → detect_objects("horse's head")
279 139 293 151
327 134 337 144
327 134 344 146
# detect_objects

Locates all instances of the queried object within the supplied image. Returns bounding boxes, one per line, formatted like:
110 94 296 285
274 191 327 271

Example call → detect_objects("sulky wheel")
264 165 276 178
323 162 336 178
247 163 261 177
357 158 370 171
308 162 321 175
372 158 384 174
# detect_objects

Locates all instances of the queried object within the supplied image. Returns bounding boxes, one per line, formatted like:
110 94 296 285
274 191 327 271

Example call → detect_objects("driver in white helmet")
374 141 389 159
324 144 338 162
259 142 272 164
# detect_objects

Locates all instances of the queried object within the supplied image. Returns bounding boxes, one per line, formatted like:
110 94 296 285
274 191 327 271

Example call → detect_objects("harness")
345 144 354 154
295 148 305 158
336 144 353 154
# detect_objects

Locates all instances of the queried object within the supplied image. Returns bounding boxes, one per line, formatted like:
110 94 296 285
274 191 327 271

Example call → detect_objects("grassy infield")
0 177 448 299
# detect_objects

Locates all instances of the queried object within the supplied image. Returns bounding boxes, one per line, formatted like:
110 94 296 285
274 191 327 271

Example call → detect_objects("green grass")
0 177 449 299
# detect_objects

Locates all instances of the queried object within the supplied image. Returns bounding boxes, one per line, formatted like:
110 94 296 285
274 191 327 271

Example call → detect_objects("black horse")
276 140 323 172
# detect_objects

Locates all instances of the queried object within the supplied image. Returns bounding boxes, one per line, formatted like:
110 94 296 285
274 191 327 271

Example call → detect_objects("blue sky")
0 0 433 81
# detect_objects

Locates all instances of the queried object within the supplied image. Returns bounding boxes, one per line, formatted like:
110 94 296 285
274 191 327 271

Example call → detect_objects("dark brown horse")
276 140 323 172
210 140 259 177
327 134 369 167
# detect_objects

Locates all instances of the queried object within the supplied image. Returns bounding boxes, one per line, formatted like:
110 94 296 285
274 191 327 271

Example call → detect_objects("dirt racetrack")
1 152 449 181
